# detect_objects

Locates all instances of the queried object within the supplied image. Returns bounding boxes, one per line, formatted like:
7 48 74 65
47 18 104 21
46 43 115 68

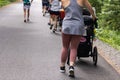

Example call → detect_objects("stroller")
67 8 98 66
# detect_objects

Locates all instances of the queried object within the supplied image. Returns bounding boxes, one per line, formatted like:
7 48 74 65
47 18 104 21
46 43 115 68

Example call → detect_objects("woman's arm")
83 0 96 20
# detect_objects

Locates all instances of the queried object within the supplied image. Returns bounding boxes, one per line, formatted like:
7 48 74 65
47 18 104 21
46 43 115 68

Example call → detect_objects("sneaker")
48 22 51 25
24 19 26 22
50 24 53 30
60 66 65 73
43 13 45 16
69 66 75 78
53 28 56 33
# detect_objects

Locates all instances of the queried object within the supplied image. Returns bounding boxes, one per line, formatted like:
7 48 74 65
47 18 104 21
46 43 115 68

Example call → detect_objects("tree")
101 0 120 31
89 0 103 14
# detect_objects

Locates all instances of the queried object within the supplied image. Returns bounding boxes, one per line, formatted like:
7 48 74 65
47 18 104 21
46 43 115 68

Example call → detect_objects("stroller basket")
77 36 91 57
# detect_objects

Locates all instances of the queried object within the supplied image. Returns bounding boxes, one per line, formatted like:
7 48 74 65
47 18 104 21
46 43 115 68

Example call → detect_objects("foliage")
89 0 120 31
96 28 120 50
91 0 120 50
9 0 17 2
0 0 9 7
89 0 103 14
100 0 120 31
0 0 17 7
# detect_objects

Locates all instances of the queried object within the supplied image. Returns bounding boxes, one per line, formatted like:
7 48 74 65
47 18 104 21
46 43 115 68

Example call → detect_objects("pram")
67 8 98 66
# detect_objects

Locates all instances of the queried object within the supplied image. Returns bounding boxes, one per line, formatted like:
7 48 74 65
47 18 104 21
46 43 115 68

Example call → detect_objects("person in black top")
42 0 50 16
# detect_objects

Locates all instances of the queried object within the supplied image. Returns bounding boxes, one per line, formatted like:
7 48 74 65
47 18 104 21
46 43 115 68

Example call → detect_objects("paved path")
0 0 120 80
94 39 120 74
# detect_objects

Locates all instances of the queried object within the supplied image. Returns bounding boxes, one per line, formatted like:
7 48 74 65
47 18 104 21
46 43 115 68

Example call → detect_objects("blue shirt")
23 0 30 4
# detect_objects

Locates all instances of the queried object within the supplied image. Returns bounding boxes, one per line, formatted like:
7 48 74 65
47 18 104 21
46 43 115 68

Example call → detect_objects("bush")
0 0 10 7
96 28 120 50
0 0 17 7
9 0 17 2
100 0 120 31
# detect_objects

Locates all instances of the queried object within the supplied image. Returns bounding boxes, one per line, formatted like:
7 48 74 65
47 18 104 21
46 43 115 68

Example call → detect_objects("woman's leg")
69 35 81 66
49 14 54 29
53 15 59 30
48 14 52 25
52 11 59 31
27 8 30 21
43 4 47 16
68 35 81 77
24 8 26 22
60 33 71 66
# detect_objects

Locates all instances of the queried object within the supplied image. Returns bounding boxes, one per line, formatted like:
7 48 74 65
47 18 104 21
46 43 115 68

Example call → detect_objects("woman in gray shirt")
49 0 61 32
60 0 96 77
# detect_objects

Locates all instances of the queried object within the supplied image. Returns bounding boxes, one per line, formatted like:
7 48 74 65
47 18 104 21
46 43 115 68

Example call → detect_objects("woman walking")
49 0 61 32
42 0 49 16
23 0 33 22
60 0 97 77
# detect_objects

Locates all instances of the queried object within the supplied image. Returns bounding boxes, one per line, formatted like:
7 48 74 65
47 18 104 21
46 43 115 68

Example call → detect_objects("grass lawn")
0 0 10 7
0 0 18 7
96 28 120 51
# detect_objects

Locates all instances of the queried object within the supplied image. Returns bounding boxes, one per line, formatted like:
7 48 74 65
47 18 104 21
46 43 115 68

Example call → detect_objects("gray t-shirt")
62 0 85 35
50 0 60 11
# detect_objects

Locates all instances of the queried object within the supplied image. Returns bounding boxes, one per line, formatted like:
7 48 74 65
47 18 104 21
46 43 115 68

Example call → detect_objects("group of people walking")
22 0 97 78
42 0 62 32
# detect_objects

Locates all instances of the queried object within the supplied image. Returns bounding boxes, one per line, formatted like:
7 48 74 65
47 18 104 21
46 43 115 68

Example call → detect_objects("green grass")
0 0 10 7
96 28 120 50
0 0 17 7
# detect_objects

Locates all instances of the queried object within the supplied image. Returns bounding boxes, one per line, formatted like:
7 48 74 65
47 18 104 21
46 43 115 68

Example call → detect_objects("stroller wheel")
93 46 98 66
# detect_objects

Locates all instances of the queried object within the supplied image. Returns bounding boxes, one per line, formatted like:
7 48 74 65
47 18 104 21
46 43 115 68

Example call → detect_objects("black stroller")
67 8 98 66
